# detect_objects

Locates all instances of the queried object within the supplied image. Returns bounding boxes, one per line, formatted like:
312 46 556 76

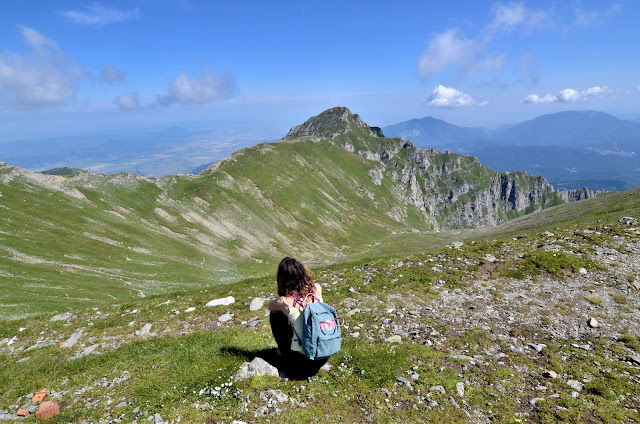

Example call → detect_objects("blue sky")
1 0 639 143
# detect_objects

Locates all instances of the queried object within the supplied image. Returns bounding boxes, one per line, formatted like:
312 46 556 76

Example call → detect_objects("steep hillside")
0 195 637 423
0 107 591 318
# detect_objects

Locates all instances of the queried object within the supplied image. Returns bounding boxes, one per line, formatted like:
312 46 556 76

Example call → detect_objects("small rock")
348 287 357 293
346 308 360 317
184 307 196 313
588 317 599 328
350 332 360 338
456 382 465 397
152 413 165 423
543 370 558 379
430 385 446 394
528 343 547 353
17 357 30 363
570 391 579 398
139 323 153 337
449 396 460 408
428 400 439 408
541 231 554 237
567 380 584 391
249 298 265 311
529 397 545 406
396 376 413 390
206 296 235 307
579 267 588 275
61 327 85 348
627 355 640 366
550 405 568 412
50 312 73 322
234 357 280 381
260 389 289 403
483 254 496 263
385 335 401 344
218 313 233 323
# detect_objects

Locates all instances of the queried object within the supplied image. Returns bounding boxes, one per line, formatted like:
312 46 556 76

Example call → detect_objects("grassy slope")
0 190 638 423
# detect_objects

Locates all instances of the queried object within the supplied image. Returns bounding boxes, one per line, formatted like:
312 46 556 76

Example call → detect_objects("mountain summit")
283 106 384 140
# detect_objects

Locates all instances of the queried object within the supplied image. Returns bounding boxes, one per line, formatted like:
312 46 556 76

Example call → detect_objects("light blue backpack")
291 294 343 360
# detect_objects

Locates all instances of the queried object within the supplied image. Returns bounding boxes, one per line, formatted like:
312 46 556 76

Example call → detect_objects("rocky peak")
282 106 385 140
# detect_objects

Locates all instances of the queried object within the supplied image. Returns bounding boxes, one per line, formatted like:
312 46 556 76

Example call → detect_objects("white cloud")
574 4 622 27
486 2 548 34
522 86 610 104
157 70 237 105
101 65 125 83
114 92 140 110
0 26 80 109
418 3 550 80
417 29 480 78
58 3 140 26
427 85 487 108
17 25 60 52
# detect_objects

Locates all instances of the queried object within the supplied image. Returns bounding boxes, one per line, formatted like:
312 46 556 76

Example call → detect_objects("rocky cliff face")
285 107 594 229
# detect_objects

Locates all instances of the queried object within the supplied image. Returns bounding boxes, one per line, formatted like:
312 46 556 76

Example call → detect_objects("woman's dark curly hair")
277 257 314 298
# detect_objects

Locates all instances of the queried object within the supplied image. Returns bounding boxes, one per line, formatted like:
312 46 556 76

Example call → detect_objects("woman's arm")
268 297 289 314
314 283 323 302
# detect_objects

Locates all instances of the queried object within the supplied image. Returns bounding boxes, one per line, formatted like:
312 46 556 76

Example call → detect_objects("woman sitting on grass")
268 257 328 378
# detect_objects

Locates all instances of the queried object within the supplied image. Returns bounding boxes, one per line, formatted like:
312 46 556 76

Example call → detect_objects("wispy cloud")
157 70 237 105
101 65 125 83
114 92 140 110
427 85 488 108
574 3 622 27
58 3 140 26
0 26 81 109
417 2 550 80
522 86 611 104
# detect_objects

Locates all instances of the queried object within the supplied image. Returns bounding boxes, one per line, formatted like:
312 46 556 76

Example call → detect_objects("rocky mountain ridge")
284 107 593 229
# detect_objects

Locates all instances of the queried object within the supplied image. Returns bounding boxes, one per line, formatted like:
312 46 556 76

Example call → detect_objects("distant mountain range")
383 111 640 191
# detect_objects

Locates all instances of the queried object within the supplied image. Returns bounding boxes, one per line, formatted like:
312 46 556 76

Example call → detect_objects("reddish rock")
32 390 47 402
16 409 30 416
435 344 447 351
35 401 60 420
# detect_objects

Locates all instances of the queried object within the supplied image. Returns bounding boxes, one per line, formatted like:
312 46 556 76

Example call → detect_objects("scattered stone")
483 254 497 263
231 421 248 424
550 405 568 412
218 313 233 323
567 380 584 391
350 332 360 338
385 335 401 344
428 400 439 408
138 323 153 337
234 357 280 381
32 390 47 402
151 413 165 423
260 389 289 404
430 385 446 394
529 397 545 406
456 382 465 397
50 312 73 322
35 401 59 420
184 307 196 313
206 296 235 307
570 391 579 398
528 343 547 353
61 327 85 348
541 231 554 237
348 287 357 293
619 216 637 224
396 376 413 390
579 267 588 275
17 357 30 363
571 343 592 351
435 344 447 351
449 396 460 408
588 317 599 328
346 308 360 317
17 409 30 416
627 355 640 366
542 370 558 379
249 298 266 311
449 355 485 365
